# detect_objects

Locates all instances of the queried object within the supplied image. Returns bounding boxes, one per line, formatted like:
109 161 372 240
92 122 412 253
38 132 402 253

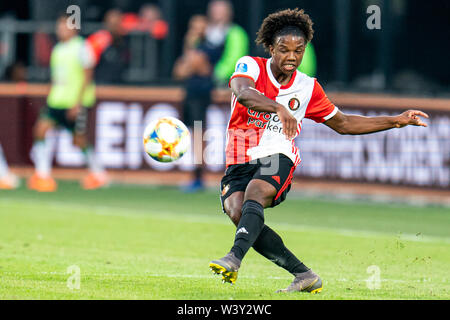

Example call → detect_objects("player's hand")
395 110 429 128
67 104 81 121
277 106 297 140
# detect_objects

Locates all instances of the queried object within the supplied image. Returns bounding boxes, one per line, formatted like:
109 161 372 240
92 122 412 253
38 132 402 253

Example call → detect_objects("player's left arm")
324 109 429 135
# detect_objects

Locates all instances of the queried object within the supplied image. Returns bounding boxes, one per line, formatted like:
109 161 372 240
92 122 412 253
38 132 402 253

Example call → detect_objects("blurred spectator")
206 0 249 86
86 9 129 84
121 4 169 40
173 15 222 192
182 15 208 53
3 61 27 82
298 42 317 77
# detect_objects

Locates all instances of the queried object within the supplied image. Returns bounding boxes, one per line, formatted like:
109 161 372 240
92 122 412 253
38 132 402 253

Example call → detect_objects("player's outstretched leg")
222 188 323 293
276 269 323 294
210 180 273 285
209 200 265 284
209 252 241 284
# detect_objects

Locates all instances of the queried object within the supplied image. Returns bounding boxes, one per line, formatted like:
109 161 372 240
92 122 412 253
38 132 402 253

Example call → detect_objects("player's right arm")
230 76 297 140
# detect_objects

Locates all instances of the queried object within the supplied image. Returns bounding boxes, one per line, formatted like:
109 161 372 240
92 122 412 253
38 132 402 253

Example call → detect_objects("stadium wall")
0 83 449 189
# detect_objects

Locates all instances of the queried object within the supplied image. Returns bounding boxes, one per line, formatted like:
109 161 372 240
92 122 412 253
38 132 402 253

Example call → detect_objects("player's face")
270 34 306 76
56 18 76 41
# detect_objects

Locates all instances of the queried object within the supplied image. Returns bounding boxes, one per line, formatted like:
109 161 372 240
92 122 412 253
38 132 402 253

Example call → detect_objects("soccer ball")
143 116 191 162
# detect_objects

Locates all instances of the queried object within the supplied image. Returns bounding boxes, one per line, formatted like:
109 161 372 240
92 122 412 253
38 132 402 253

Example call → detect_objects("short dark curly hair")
256 8 314 52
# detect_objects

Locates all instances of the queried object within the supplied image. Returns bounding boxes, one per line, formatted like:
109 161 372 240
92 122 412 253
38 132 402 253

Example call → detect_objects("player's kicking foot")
209 252 241 285
276 269 323 294
81 172 109 190
27 173 57 192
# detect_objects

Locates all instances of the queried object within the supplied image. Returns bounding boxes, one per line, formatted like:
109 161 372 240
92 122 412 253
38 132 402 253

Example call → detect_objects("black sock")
253 225 310 274
230 200 265 261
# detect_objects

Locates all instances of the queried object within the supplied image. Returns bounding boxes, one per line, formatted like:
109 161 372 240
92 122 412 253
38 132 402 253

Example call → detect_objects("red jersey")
225 56 338 167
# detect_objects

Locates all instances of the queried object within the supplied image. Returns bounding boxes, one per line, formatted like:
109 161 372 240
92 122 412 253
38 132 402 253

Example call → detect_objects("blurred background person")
86 8 129 84
3 61 27 82
1 60 28 94
173 14 222 192
121 3 169 40
28 13 107 192
206 0 249 87
138 3 168 40
0 144 19 189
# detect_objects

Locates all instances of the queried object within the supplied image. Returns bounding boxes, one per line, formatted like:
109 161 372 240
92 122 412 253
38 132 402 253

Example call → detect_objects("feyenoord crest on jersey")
222 184 230 196
288 97 300 111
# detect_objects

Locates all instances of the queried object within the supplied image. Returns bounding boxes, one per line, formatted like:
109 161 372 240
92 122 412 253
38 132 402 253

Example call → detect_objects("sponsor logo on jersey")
288 97 300 111
245 109 284 134
236 63 248 73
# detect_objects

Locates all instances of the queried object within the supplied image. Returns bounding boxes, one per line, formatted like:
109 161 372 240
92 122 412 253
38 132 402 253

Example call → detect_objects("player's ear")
269 45 275 57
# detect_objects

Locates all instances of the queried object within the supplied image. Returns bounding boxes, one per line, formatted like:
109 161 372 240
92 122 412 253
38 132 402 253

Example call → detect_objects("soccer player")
209 8 428 293
28 14 107 192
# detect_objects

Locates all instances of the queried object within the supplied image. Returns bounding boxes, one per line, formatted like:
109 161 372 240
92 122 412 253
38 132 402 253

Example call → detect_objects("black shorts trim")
219 153 295 213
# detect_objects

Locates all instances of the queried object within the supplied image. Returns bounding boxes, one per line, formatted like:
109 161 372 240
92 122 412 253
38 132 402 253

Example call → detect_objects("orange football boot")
27 173 57 192
81 172 109 190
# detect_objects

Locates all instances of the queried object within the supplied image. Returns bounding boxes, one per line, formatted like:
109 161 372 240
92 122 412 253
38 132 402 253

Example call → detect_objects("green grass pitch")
0 180 449 300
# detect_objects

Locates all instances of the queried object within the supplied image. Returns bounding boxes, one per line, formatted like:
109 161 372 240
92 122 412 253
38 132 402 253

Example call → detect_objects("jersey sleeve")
305 79 338 123
228 56 260 86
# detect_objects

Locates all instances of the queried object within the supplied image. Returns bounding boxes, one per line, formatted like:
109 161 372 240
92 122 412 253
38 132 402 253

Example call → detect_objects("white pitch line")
1 198 449 244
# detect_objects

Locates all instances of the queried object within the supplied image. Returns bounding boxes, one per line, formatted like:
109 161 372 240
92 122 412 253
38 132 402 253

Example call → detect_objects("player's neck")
269 61 293 86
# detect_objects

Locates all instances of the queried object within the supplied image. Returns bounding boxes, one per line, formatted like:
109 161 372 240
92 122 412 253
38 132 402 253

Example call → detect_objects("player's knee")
226 205 242 226
224 192 244 226
244 180 276 208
